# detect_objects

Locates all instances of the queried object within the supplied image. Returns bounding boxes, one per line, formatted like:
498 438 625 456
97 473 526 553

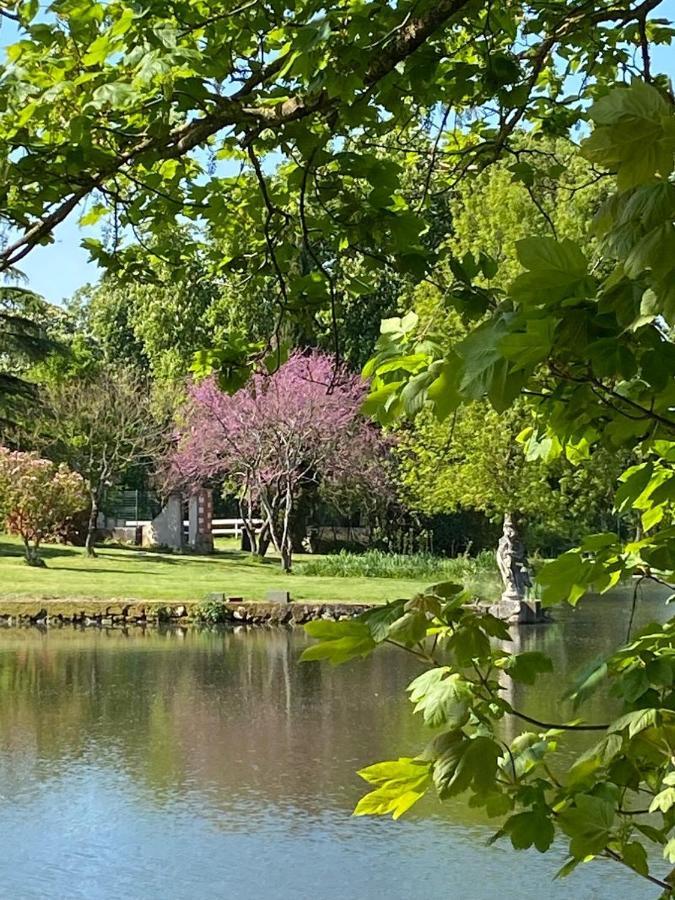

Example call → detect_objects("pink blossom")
169 350 393 568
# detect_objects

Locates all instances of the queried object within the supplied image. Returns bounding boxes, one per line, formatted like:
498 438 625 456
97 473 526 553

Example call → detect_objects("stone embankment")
0 600 373 628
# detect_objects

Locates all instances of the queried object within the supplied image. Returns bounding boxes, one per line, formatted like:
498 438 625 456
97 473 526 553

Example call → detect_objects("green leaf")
511 237 592 305
355 758 431 820
426 353 462 421
617 666 650 703
609 707 659 738
506 732 554 779
501 809 555 853
502 651 553 685
580 532 619 552
300 620 376 665
407 667 451 703
387 610 428 644
91 82 136 109
615 463 654 513
361 600 408 642
411 671 472 729
650 787 675 814
555 857 581 879
622 842 649 876
583 80 674 190
558 794 615 858
434 735 501 798
664 838 675 863
568 733 623 784
499 317 556 369
358 757 430 786
447 624 491 665
537 551 591 606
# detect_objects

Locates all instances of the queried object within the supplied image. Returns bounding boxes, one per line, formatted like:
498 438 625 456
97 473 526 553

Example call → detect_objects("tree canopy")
1 0 670 376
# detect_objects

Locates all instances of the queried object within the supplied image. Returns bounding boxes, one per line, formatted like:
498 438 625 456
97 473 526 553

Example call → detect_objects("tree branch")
0 0 474 272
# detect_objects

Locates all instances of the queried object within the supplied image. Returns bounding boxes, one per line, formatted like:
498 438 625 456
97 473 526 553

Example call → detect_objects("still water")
0 587 670 900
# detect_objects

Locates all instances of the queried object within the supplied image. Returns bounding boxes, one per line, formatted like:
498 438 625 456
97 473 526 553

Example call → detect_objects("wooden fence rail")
122 517 264 538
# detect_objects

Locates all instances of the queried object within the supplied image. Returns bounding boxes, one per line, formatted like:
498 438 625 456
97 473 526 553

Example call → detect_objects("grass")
299 548 498 580
0 535 434 605
298 549 501 601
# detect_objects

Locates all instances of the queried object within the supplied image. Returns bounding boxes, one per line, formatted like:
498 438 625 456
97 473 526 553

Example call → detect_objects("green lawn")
0 536 427 604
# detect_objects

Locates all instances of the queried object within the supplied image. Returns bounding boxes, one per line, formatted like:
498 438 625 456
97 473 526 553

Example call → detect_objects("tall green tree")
398 402 625 555
0 286 57 432
80 246 279 380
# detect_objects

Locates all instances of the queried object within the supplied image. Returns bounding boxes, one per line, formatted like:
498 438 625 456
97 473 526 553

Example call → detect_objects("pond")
0 585 670 900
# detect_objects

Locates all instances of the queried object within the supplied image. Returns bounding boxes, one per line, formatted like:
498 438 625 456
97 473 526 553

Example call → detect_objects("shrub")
194 596 228 624
0 448 87 566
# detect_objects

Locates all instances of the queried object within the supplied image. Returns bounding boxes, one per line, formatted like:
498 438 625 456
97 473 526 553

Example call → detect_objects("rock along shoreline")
0 600 374 629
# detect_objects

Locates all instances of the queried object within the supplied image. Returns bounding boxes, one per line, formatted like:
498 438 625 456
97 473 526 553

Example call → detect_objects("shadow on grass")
96 544 268 566
50 566 175 577
0 540 79 561
0 539 291 576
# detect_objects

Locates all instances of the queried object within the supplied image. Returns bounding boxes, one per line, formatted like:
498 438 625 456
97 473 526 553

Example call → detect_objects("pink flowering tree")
0 448 88 566
170 351 394 571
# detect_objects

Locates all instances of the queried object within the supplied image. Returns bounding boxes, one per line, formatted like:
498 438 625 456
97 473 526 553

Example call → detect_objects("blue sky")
2 4 675 305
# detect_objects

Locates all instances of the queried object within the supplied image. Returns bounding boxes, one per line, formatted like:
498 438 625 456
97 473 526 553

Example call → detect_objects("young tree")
33 369 169 556
0 448 87 565
170 351 392 571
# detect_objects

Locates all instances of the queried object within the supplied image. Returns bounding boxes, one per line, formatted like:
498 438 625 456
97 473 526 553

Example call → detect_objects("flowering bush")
0 447 87 566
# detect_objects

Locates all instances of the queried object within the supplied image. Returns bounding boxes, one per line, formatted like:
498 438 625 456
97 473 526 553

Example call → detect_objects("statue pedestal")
494 591 546 625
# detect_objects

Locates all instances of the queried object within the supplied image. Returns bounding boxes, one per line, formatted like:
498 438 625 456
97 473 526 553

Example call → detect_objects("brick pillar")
188 488 214 553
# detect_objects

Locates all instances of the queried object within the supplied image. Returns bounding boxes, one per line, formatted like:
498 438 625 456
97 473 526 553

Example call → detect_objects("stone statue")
497 512 532 602
496 512 541 624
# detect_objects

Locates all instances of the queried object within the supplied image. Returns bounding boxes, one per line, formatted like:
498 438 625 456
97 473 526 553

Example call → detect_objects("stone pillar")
188 488 214 554
142 493 184 550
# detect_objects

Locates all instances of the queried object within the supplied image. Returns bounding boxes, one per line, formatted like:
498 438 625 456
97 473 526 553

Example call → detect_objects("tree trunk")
239 496 258 555
23 537 45 567
280 542 292 572
257 523 271 559
279 483 293 572
85 487 100 558
289 485 316 553
259 489 287 567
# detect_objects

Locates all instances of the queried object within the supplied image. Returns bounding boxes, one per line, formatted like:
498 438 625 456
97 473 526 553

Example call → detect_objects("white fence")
209 518 264 538
122 517 264 538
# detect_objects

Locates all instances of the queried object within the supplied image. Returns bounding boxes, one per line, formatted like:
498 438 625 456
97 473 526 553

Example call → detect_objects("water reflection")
0 584 669 899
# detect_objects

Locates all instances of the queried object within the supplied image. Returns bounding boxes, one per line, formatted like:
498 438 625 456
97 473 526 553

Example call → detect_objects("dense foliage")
0 287 56 432
0 448 87 565
398 402 627 554
1 0 670 385
303 79 675 894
